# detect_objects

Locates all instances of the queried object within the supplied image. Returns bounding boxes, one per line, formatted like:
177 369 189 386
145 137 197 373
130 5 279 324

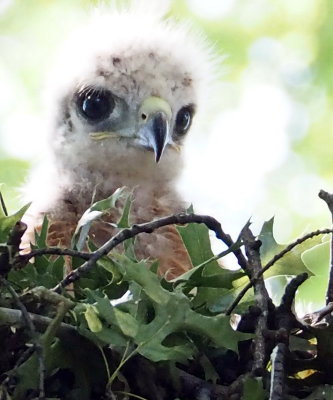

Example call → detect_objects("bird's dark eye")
76 88 115 121
174 105 194 136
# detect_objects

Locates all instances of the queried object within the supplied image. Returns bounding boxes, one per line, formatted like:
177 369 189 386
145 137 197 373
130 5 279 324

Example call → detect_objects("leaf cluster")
0 189 332 399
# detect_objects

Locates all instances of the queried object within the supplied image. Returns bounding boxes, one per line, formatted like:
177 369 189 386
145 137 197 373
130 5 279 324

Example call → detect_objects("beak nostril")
141 113 147 120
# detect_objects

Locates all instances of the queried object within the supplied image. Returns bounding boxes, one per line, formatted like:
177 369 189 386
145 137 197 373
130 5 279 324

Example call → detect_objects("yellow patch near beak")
89 132 118 141
170 143 181 152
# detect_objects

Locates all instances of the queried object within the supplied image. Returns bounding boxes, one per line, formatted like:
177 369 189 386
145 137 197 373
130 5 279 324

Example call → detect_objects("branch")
241 224 270 375
303 301 333 327
319 189 333 304
269 343 287 400
17 247 90 264
53 213 248 293
226 228 332 315
0 306 78 341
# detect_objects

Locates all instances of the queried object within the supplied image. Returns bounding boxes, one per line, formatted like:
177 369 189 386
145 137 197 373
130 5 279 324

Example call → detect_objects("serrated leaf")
114 255 252 359
79 256 252 363
171 240 244 288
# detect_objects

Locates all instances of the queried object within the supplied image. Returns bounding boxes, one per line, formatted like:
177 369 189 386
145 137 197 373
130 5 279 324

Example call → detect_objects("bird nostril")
141 113 147 120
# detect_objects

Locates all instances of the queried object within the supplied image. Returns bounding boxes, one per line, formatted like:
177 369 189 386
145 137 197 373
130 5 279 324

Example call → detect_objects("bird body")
23 2 216 278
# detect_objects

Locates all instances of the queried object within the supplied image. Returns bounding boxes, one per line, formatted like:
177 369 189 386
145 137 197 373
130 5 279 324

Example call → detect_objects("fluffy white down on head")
24 1 217 217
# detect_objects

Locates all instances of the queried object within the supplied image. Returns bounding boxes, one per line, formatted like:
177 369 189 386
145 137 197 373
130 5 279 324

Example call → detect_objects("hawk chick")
24 3 216 278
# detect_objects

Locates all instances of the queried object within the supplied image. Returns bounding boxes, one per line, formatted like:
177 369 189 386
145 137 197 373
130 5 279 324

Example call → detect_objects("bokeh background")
1 0 333 245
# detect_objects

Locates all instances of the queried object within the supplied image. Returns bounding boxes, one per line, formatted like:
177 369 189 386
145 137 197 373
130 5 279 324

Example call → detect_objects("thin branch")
18 247 90 263
241 224 270 375
0 190 8 216
226 228 332 315
303 301 333 327
319 190 333 304
0 306 78 341
53 213 248 293
0 278 45 399
269 343 287 400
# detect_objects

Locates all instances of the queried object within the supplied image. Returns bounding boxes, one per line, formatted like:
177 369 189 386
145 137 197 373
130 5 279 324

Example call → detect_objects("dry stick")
0 278 45 399
269 343 287 400
226 228 333 316
241 224 270 375
267 274 309 398
53 213 248 293
19 247 90 262
0 306 79 341
318 190 333 304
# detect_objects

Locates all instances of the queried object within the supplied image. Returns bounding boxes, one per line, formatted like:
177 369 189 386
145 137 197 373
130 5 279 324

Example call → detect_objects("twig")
17 247 90 264
241 224 270 375
0 278 45 399
226 228 332 315
0 306 78 340
269 343 287 400
53 213 248 293
0 190 8 216
303 301 333 326
319 190 333 304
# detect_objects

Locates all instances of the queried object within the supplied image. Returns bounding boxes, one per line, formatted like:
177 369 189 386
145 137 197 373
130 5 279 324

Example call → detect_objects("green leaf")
295 275 326 315
85 305 103 332
302 241 330 277
0 202 31 243
117 192 133 228
259 217 318 278
90 187 126 212
242 377 266 400
72 187 126 249
176 205 218 269
34 214 49 248
97 256 122 283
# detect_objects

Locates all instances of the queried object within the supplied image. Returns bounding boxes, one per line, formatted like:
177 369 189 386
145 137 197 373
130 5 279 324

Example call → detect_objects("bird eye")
174 105 194 136
76 88 115 121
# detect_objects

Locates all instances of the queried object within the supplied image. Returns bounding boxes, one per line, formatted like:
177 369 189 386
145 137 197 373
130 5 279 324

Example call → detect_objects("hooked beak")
138 97 172 163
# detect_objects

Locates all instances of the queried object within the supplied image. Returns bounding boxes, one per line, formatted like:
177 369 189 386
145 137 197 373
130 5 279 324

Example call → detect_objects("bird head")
47 4 216 188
